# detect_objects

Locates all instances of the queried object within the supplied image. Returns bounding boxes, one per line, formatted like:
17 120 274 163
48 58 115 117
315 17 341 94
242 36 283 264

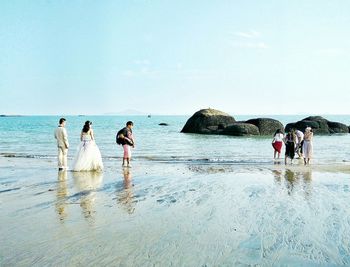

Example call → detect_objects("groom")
54 118 69 171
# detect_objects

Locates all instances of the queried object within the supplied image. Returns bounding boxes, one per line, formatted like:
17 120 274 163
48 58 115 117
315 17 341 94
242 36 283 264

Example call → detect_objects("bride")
72 121 103 172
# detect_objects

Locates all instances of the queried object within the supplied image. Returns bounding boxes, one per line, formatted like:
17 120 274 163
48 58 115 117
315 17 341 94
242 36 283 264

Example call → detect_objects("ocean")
2 115 350 266
1 115 350 165
0 115 350 164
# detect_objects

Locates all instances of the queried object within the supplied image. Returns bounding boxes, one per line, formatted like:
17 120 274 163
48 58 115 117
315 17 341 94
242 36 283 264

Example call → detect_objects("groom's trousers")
58 146 68 169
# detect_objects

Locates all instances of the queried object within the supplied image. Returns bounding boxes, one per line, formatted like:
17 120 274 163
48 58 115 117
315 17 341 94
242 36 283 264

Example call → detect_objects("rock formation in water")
222 123 260 136
245 118 284 135
285 116 349 134
181 109 284 136
181 109 236 134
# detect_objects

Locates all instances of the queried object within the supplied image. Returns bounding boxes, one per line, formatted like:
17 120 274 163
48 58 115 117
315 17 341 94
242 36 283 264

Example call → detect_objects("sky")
0 0 349 115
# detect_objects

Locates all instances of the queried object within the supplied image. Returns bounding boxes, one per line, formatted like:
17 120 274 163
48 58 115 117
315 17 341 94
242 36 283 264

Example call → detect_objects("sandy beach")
1 155 350 266
2 0 350 264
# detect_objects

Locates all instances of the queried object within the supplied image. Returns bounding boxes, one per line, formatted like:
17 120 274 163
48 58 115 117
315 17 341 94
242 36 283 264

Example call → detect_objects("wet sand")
1 157 350 266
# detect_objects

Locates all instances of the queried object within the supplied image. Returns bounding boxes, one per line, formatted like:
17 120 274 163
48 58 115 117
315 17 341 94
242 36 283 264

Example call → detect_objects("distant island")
0 115 23 117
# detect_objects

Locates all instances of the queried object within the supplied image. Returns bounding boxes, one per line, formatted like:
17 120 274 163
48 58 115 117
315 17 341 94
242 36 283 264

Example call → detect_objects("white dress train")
72 135 103 171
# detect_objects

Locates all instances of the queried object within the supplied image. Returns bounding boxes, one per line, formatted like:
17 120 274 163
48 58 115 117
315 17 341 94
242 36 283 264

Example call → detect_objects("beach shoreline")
1 156 350 266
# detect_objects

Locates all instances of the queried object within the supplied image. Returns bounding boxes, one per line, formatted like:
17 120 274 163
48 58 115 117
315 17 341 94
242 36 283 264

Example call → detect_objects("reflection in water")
273 159 282 166
301 169 312 199
56 171 68 222
302 169 312 182
285 169 296 195
73 171 103 221
116 168 135 214
274 168 313 198
272 170 282 184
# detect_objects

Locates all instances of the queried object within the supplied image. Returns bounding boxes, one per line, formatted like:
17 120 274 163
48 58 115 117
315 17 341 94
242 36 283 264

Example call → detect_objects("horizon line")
2 113 350 117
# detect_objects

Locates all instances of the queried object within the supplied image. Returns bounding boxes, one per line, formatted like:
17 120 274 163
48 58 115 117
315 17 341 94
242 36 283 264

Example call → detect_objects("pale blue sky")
1 0 349 115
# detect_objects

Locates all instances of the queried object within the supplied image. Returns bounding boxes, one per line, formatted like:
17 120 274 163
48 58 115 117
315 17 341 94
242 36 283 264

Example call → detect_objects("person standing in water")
284 129 296 165
116 121 135 167
303 127 313 165
71 121 104 172
272 129 284 159
54 118 69 171
295 129 304 159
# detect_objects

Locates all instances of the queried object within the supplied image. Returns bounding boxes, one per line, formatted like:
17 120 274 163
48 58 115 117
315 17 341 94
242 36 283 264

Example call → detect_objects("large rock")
327 121 349 134
181 109 236 134
245 118 284 136
181 109 286 136
285 116 349 134
223 123 260 136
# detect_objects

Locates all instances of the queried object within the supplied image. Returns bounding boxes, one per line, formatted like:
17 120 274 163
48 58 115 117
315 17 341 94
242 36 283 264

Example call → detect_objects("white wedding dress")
72 133 103 172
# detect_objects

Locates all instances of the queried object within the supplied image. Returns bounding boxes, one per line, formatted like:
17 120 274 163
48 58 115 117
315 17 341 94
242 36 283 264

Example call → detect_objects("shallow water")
2 115 350 265
1 156 350 266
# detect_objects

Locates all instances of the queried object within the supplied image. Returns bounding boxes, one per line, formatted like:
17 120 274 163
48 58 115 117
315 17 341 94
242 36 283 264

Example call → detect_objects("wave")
4 152 348 166
0 187 22 194
0 153 56 159
0 152 273 165
134 156 273 165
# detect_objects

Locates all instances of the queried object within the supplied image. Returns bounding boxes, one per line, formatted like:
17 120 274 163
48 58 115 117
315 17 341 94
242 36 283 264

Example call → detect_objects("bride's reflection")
72 171 103 221
56 171 68 222
116 168 135 214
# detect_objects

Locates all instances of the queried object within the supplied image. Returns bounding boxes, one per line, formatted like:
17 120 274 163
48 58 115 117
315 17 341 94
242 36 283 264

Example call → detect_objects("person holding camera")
116 121 135 167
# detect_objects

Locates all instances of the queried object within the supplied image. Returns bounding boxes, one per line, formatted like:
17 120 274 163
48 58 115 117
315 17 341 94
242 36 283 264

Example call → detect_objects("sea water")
1 115 350 164
1 115 350 266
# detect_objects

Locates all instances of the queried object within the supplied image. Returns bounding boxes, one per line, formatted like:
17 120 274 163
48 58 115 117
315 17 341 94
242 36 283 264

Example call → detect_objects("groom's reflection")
56 170 68 222
116 168 135 214
73 171 103 222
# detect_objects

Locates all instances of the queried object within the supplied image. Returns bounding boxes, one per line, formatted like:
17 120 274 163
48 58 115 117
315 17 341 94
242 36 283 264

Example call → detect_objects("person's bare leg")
127 158 131 167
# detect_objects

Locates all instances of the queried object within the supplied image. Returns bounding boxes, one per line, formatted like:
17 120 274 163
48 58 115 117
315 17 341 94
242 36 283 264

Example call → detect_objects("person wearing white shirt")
272 129 284 159
295 129 304 158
